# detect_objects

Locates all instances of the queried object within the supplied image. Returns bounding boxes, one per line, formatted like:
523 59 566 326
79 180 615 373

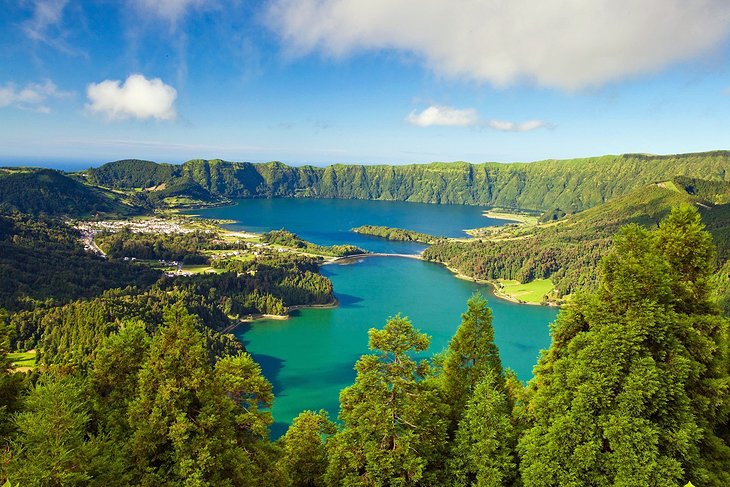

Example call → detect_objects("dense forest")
84 151 730 212
0 205 727 485
0 213 160 311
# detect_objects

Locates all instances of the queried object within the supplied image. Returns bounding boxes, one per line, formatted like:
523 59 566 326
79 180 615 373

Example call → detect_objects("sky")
2 0 730 169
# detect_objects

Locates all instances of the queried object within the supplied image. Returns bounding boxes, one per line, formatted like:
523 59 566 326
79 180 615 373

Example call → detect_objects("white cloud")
406 105 550 132
406 105 478 127
0 80 71 112
22 0 68 42
86 74 177 121
267 0 730 90
131 0 214 23
486 120 550 132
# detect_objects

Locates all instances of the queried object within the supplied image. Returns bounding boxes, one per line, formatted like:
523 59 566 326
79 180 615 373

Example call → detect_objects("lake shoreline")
182 199 558 308
440 263 561 307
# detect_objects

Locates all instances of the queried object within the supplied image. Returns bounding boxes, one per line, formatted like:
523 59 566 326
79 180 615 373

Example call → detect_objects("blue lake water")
191 198 558 437
189 197 511 254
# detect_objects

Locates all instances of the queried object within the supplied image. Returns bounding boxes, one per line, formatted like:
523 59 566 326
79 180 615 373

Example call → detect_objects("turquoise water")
190 198 510 254
193 198 558 437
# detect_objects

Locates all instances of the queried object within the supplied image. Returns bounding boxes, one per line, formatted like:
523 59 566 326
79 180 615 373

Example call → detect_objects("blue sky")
2 0 730 168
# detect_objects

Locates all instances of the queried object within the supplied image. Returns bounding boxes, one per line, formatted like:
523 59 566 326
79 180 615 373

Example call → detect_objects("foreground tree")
127 304 278 486
519 206 730 486
6 376 113 486
278 410 336 487
326 316 448 486
448 373 516 486
441 293 504 428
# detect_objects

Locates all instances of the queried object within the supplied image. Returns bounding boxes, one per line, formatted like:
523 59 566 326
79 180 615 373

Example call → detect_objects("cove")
191 198 559 437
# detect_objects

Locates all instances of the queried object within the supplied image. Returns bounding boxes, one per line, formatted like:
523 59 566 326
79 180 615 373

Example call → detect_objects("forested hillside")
425 180 730 297
0 168 141 217
85 151 730 211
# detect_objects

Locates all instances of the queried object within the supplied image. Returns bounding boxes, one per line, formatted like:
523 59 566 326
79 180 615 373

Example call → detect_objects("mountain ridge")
83 150 730 212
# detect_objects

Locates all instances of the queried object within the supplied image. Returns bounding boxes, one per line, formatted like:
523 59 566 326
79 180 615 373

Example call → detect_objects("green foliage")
448 374 516 487
519 206 730 487
711 261 730 316
425 183 730 297
277 410 336 487
326 316 448 486
261 229 365 257
441 293 503 428
352 225 439 244
0 311 23 440
6 376 111 486
215 353 274 440
84 151 730 211
85 159 177 190
96 227 215 264
0 213 160 312
0 168 140 217
90 321 150 439
126 304 275 485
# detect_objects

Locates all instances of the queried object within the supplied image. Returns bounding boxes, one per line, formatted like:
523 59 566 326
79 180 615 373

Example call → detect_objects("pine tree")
519 208 730 486
90 321 150 441
448 373 516 487
126 304 260 485
441 293 504 428
325 315 448 486
277 410 336 487
6 376 111 486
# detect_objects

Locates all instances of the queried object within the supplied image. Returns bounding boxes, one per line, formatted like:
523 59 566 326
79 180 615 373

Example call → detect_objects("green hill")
424 180 730 298
84 151 730 211
0 167 141 217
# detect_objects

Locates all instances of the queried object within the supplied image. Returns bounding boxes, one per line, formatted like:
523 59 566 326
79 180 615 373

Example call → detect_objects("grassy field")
180 264 224 274
496 278 555 303
9 351 36 370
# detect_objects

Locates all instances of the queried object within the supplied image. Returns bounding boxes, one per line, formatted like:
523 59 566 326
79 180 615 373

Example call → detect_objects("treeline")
352 225 439 244
84 151 730 212
261 229 365 257
2 205 728 485
425 184 730 297
96 228 216 264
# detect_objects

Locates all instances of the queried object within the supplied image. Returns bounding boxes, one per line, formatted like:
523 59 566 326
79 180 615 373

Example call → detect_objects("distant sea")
0 158 103 172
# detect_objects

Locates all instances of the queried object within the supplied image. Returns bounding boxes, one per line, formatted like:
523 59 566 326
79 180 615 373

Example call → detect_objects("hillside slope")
0 168 141 217
85 151 730 212
424 180 730 298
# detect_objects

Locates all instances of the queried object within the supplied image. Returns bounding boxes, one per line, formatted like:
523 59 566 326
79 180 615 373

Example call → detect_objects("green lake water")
191 199 559 437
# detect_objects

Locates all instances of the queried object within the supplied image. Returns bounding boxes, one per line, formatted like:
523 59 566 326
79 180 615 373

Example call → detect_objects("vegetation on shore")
261 229 365 257
352 225 440 244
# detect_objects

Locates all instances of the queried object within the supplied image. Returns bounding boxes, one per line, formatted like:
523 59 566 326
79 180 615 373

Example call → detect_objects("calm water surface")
192 199 558 437
190 198 510 254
